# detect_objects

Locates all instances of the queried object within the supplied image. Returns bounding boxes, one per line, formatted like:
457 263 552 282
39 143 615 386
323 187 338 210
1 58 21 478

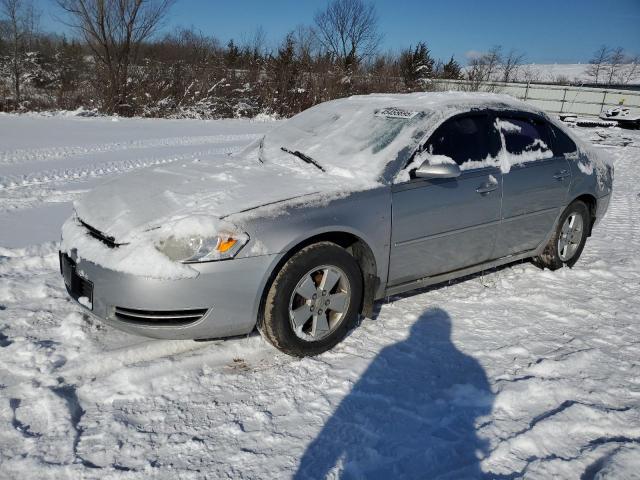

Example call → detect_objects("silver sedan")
60 93 613 356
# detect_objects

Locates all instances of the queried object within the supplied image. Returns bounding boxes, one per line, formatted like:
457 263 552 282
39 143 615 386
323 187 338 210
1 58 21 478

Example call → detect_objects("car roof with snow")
340 91 536 113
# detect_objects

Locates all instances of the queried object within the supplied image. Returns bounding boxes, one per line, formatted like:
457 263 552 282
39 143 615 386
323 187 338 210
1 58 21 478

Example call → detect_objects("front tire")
259 242 363 357
533 200 590 270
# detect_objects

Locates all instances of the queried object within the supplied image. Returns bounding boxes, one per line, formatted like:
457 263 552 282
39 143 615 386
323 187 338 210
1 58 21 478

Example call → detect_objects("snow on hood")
68 150 369 279
73 151 362 242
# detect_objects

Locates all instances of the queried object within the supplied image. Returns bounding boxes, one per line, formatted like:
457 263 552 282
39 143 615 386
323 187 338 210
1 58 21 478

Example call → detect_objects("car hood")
74 149 368 241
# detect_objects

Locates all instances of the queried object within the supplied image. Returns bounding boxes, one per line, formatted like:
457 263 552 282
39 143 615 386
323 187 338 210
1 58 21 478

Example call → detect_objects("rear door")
495 113 572 256
388 113 502 287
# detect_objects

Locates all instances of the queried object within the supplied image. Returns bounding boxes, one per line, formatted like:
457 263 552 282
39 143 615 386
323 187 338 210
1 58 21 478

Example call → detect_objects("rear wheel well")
573 194 597 236
258 232 379 328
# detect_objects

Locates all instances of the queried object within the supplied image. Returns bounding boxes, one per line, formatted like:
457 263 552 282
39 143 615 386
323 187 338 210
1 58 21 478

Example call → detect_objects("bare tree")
161 27 219 64
293 24 319 67
501 48 525 83
0 0 38 107
586 45 610 84
605 46 625 84
241 25 268 60
622 54 640 85
465 45 502 91
520 64 541 84
313 0 382 73
55 0 175 113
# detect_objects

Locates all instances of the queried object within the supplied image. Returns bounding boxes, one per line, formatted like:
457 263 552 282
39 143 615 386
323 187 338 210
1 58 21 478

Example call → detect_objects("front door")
388 113 502 287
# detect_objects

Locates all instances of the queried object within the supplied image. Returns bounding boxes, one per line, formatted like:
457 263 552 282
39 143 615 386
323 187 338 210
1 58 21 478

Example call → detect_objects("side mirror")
414 160 461 180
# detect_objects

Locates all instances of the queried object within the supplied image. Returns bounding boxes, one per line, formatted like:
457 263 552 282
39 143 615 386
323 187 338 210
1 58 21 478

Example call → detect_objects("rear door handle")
553 169 570 180
476 184 498 194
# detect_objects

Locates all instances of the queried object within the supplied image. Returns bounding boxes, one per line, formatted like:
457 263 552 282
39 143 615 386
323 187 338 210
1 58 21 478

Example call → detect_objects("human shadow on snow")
295 308 494 479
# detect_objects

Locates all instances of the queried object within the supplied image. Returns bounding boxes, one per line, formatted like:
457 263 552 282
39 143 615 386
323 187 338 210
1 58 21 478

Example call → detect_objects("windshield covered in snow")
240 92 559 184
257 98 434 183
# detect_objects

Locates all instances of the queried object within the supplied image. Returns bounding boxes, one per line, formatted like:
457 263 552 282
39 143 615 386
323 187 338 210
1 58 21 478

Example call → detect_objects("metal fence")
432 79 640 117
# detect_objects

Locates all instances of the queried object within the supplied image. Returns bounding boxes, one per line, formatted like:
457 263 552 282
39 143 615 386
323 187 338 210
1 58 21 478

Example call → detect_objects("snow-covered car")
59 93 613 356
599 106 640 129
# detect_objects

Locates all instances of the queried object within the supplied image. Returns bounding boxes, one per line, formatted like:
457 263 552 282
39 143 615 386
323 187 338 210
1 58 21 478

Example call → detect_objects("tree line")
586 45 639 86
0 0 638 118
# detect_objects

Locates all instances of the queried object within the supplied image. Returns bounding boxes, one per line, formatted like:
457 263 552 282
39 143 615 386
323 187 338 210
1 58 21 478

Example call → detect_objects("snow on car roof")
260 92 540 184
343 91 535 112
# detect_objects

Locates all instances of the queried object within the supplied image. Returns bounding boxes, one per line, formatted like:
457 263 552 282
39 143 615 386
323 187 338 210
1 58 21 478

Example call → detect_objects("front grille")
79 219 122 248
60 252 93 308
114 306 208 326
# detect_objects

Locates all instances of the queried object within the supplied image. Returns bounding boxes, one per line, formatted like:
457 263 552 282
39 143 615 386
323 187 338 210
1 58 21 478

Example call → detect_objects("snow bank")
251 112 280 122
461 63 640 85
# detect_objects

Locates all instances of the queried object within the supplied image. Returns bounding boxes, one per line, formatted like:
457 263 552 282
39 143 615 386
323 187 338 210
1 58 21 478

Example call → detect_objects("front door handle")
476 183 498 194
553 169 570 180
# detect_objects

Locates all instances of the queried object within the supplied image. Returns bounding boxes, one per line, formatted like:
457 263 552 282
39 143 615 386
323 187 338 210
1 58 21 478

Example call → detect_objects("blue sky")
38 0 640 64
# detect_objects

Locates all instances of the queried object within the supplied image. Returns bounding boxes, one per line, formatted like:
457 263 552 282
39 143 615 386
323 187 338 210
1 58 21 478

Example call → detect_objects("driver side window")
424 114 500 167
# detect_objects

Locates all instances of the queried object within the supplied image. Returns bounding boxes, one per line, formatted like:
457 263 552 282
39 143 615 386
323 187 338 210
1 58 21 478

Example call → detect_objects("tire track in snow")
0 133 262 166
594 147 640 248
0 146 242 190
58 339 214 385
481 143 640 477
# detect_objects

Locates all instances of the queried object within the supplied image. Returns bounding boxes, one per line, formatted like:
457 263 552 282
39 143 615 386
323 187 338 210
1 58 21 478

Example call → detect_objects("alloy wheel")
558 213 584 261
288 265 351 341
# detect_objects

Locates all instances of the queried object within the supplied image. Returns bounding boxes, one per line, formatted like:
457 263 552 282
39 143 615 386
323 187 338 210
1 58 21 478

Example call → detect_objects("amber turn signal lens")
217 238 238 253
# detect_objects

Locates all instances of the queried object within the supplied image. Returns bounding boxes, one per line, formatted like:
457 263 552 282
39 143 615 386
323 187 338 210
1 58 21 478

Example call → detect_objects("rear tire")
533 200 590 271
259 242 363 357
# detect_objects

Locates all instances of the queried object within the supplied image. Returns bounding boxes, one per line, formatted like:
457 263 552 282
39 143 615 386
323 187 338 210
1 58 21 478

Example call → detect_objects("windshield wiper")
280 147 325 172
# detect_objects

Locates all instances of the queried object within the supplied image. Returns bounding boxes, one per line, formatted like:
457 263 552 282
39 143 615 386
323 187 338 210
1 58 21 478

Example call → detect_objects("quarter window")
424 114 500 166
549 124 578 156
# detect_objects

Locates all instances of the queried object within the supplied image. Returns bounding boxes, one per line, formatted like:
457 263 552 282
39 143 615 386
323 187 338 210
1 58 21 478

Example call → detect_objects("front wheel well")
572 194 597 236
257 232 379 328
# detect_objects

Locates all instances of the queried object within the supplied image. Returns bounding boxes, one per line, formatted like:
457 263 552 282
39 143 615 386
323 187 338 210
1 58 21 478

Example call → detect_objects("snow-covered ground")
1 114 639 479
463 63 640 85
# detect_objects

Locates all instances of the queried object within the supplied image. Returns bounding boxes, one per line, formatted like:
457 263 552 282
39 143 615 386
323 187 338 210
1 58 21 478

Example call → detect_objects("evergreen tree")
400 42 434 88
224 39 240 68
271 33 300 116
442 56 462 79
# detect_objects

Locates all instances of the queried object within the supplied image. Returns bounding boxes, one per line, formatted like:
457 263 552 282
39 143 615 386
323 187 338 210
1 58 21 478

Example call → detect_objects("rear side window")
496 117 551 156
549 124 578 156
425 114 500 166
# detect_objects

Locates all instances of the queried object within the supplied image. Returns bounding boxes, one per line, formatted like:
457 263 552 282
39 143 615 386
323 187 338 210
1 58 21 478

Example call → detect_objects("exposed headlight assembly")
156 233 248 263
